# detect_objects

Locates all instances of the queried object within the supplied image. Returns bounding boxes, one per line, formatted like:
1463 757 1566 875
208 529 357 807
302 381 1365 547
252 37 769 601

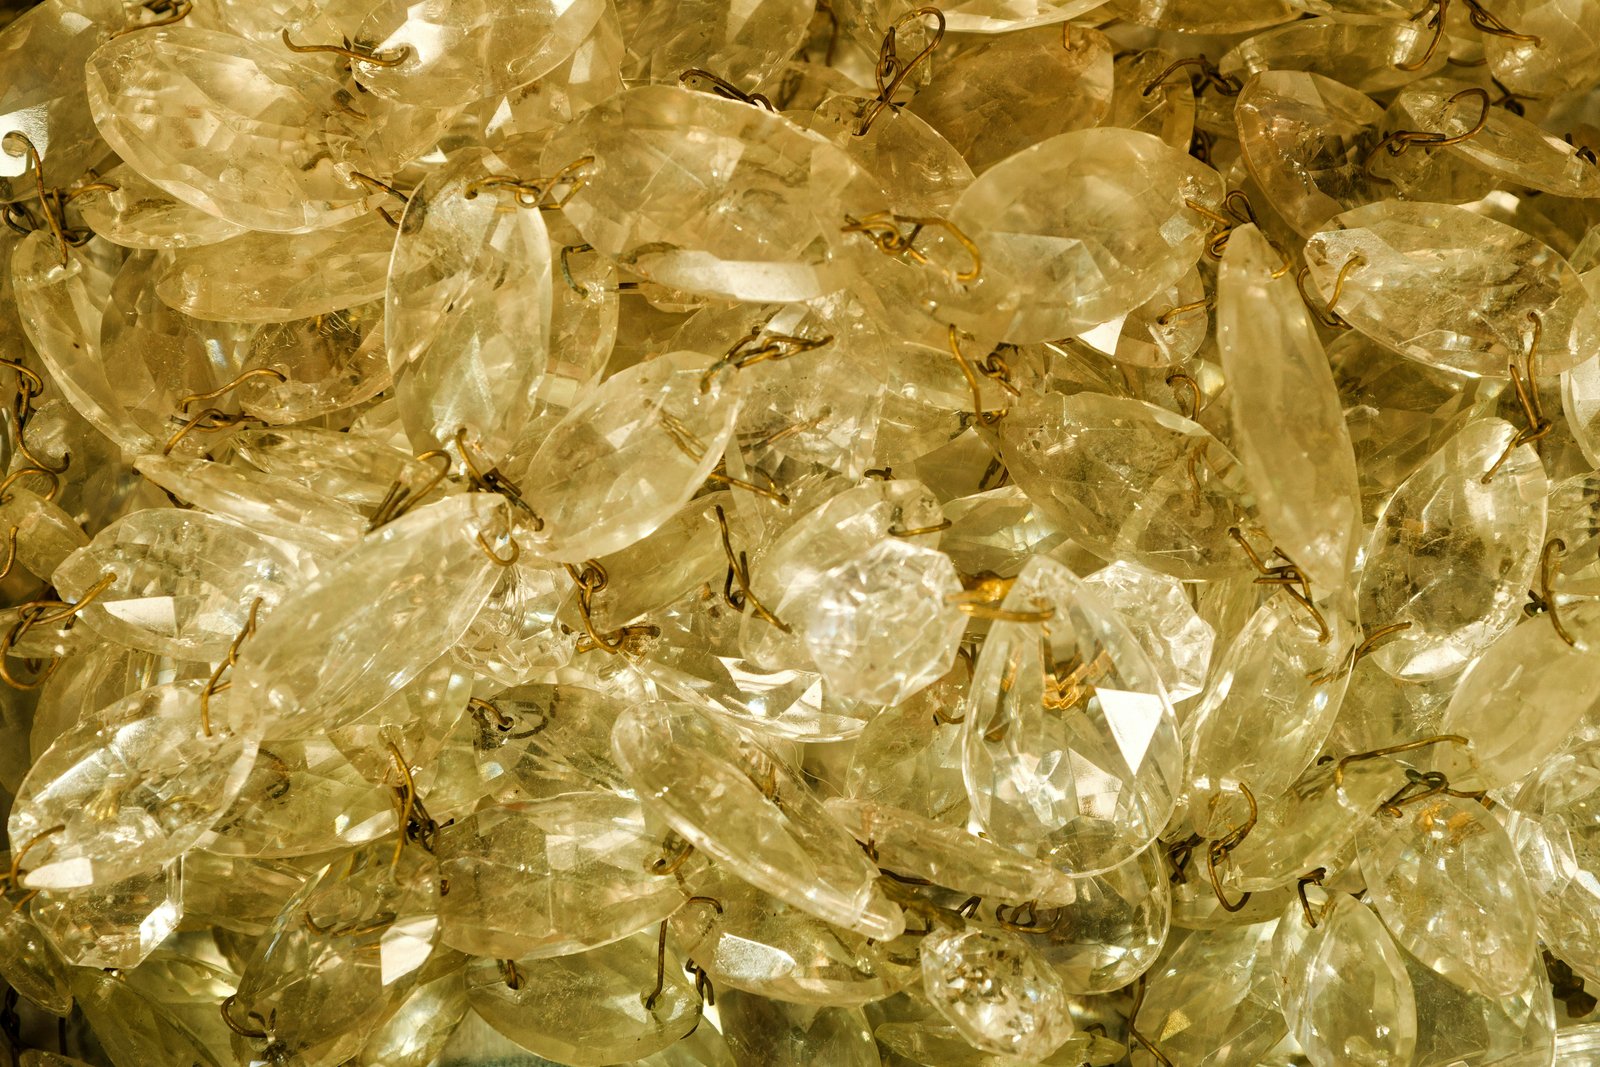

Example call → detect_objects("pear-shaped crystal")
962 555 1183 874
1360 794 1538 999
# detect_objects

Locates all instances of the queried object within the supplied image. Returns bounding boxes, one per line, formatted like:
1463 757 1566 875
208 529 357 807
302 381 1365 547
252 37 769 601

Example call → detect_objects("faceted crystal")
155 212 394 323
133 453 370 556
1484 0 1600 97
1220 15 1448 91
719 989 878 1067
0 0 124 202
1356 418 1547 680
1107 0 1297 32
1360 794 1538 999
1134 921 1286 1067
1219 223 1361 588
742 478 944 670
519 351 742 562
0 487 89 584
231 839 441 1067
1082 560 1214 702
73 163 249 250
1235 71 1383 240
962 555 1183 874
1185 594 1352 801
1287 895 1416 1067
388 149 553 465
1107 49 1196 151
237 303 392 423
85 28 379 232
619 0 812 91
1227 757 1396 891
9 681 256 889
206 736 394 858
1391 80 1600 198
70 968 223 1067
1024 842 1170 994
802 537 965 706
1405 950 1554 1067
611 701 904 940
469 682 630 798
437 793 691 960
53 509 307 659
12 232 168 454
1304 201 1600 377
1331 331 1479 523
351 0 605 107
31 862 182 969
353 969 466 1067
826 796 1076 902
670 863 911 1006
920 924 1074 1061
1441 605 1600 787
466 929 700 1066
945 128 1223 343
0 906 73 1015
544 85 860 301
1000 391 1256 580
907 25 1113 174
229 494 505 737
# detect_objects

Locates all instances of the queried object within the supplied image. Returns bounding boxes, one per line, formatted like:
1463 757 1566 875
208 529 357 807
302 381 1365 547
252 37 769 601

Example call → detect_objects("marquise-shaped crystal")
229 494 505 738
1305 202 1600 377
9 681 256 889
85 28 378 232
945 128 1223 343
518 351 741 562
1000 391 1255 581
611 702 904 940
53 508 307 660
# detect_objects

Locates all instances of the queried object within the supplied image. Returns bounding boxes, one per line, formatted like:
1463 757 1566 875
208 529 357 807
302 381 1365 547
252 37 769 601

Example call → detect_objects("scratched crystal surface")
2 0 1599 1063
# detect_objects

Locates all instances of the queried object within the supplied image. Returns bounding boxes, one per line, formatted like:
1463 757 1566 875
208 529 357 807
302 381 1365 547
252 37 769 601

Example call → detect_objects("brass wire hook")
368 450 452 531
464 156 592 209
948 327 1006 425
177 368 288 413
1331 734 1473 789
110 0 193 38
1307 620 1413 684
1483 311 1552 484
199 597 263 737
1531 537 1577 647
280 27 411 67
2 133 69 267
678 68 774 110
711 505 790 632
856 7 945 136
0 467 60 504
840 211 982 284
1128 974 1176 1067
701 323 833 392
1141 54 1241 98
1297 253 1364 330
1364 88 1493 182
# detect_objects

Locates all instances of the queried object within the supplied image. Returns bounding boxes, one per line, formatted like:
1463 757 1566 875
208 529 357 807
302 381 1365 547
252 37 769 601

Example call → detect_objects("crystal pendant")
85 28 379 233
961 555 1183 874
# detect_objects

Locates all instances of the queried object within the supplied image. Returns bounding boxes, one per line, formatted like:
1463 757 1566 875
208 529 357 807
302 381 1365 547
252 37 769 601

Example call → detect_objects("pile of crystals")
15 0 1600 1064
